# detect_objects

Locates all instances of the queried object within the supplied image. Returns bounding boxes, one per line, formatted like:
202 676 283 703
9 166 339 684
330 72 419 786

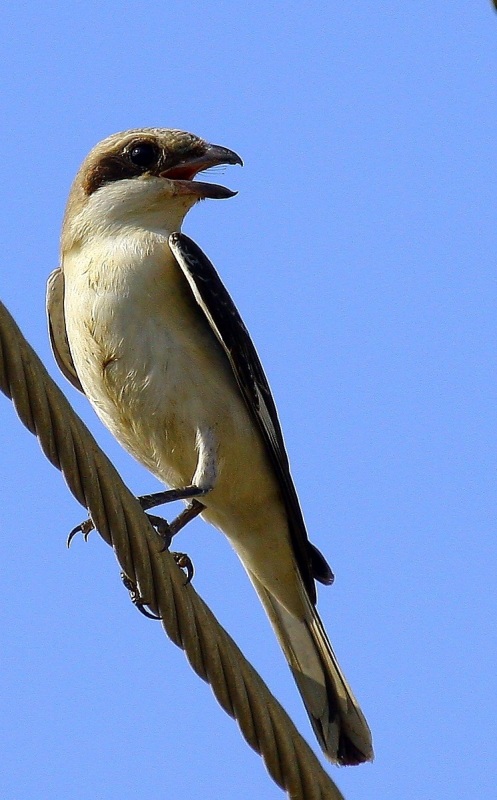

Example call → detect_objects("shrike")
47 128 373 765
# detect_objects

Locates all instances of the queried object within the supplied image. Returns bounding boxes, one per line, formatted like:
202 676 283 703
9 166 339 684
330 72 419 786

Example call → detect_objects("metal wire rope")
0 300 345 800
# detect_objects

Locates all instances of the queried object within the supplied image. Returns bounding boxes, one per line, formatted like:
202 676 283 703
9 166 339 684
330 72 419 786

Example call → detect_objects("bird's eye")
128 141 159 168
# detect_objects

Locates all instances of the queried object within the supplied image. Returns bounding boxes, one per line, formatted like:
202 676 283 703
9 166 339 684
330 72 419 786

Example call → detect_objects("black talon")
173 552 194 584
135 604 162 621
121 572 161 620
67 517 95 547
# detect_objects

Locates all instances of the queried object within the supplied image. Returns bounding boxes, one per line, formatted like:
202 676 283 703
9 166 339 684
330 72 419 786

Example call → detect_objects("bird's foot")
67 499 198 584
135 513 195 584
66 510 172 548
171 551 195 584
67 517 95 547
121 546 194 620
67 495 204 548
121 572 161 620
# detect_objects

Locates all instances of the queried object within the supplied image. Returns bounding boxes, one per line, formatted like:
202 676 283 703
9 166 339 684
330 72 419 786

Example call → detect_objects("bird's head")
62 128 242 249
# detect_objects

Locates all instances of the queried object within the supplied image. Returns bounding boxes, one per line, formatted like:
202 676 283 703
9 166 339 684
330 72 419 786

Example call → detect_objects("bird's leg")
168 499 206 537
139 485 209 510
147 427 217 559
67 426 217 557
105 427 214 552
66 494 205 548
119 429 218 615
139 426 219 513
120 504 201 619
145 501 205 581
156 500 205 580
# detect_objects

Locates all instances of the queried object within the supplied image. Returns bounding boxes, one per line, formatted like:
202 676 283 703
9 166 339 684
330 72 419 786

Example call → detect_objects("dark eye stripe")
83 157 138 195
83 141 161 196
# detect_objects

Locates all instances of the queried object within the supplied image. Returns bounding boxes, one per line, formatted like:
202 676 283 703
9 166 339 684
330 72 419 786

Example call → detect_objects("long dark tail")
249 572 373 765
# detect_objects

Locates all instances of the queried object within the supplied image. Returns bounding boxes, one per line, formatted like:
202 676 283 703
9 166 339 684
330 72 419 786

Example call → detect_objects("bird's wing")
46 267 84 393
169 232 333 601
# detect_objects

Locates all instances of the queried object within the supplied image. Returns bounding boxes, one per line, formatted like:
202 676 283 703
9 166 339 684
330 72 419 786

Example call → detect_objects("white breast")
63 228 303 612
63 231 264 494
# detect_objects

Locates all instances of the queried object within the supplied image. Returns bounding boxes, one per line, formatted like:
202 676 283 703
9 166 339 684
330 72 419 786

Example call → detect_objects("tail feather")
249 572 373 765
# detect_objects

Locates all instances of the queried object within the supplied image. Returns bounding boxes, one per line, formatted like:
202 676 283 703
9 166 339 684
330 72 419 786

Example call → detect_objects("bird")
47 128 373 766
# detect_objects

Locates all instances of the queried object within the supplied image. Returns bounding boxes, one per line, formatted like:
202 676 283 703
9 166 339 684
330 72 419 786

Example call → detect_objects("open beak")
159 143 243 199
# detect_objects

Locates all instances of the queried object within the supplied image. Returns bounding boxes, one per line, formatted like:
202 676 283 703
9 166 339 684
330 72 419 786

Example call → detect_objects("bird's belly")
65 283 276 509
65 279 302 614
98 336 300 611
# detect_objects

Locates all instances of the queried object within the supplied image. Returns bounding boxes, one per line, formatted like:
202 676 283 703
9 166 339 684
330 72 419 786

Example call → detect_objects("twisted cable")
0 300 345 800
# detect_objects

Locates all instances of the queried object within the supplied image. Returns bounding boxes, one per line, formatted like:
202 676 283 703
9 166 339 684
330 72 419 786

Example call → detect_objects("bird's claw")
121 573 161 620
121 548 193 620
172 552 194 584
144 517 194 581
66 511 171 550
69 509 194 600
67 517 95 547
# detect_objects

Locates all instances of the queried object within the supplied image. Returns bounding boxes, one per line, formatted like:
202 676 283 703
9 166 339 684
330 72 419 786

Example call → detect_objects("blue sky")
1 3 496 799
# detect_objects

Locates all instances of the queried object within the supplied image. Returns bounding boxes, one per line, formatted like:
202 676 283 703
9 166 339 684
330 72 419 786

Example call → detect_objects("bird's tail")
249 573 373 765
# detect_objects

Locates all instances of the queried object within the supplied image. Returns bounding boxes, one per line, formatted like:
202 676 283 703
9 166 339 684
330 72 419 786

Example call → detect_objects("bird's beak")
159 143 243 199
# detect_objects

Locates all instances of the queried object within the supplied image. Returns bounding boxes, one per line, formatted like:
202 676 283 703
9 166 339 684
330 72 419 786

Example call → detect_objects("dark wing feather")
46 268 84 393
169 233 333 601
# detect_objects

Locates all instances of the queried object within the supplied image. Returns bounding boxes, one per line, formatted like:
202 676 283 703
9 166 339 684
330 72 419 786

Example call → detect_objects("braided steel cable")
0 300 346 800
